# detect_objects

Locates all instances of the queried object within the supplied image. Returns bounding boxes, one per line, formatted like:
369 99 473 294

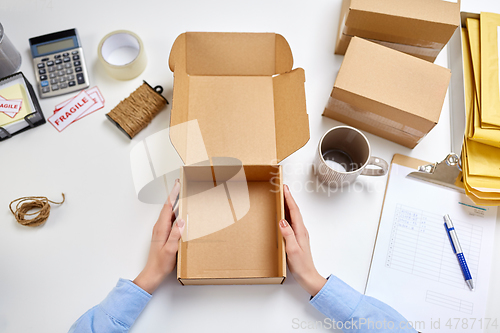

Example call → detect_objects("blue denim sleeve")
68 279 152 333
310 275 417 333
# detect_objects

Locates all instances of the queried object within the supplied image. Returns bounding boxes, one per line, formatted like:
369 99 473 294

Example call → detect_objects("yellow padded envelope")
462 134 500 197
462 27 475 139
480 12 500 128
465 19 500 146
460 14 500 204
467 19 481 113
462 142 500 205
466 139 500 179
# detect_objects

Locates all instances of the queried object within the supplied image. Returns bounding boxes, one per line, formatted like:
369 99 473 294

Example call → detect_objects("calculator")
29 28 90 98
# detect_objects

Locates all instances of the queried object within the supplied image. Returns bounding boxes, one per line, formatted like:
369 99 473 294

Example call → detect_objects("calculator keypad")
34 47 89 98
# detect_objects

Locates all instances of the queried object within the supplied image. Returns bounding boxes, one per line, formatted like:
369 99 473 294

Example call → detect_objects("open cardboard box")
168 32 309 285
335 0 460 62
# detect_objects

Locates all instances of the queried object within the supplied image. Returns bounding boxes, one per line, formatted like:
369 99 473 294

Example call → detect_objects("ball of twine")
106 82 167 139
9 194 65 227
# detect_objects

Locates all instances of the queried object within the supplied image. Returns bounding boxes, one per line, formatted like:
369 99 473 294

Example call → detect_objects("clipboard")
365 153 498 332
373 153 464 240
367 153 461 293
390 153 428 170
366 153 427 294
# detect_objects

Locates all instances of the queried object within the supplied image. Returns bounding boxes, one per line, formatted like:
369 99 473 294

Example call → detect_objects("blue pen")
444 214 474 291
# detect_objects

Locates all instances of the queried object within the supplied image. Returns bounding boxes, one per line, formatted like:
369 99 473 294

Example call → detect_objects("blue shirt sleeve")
68 279 152 333
310 275 417 332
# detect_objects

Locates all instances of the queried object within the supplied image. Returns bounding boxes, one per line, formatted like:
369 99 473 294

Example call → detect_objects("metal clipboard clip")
406 153 465 193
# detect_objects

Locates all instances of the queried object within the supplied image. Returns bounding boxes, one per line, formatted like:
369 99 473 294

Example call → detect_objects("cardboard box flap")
169 32 309 166
169 32 293 76
170 75 278 165
179 277 285 285
343 0 459 47
334 38 450 132
273 68 310 162
169 33 186 74
349 0 459 26
169 72 309 165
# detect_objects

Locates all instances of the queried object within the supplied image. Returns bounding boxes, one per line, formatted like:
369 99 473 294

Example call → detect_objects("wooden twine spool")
106 81 168 139
9 194 65 227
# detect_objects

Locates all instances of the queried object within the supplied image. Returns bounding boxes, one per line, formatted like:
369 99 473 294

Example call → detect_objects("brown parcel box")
324 37 451 149
335 0 459 62
168 32 309 285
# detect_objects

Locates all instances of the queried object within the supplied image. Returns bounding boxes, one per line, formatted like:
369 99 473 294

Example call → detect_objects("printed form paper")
366 164 498 333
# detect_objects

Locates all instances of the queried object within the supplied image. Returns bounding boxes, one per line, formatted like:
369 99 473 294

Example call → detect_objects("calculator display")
36 38 75 55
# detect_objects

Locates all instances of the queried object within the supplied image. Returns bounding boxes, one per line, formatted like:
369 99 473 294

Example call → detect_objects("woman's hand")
279 184 326 297
133 180 185 294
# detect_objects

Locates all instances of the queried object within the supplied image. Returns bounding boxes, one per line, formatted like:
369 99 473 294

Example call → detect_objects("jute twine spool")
106 81 168 139
9 194 65 227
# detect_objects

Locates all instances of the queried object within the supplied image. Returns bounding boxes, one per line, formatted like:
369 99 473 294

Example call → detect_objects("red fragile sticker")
0 95 23 118
48 90 96 132
54 86 105 121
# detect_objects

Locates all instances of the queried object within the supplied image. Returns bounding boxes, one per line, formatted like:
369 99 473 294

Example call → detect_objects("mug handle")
361 156 389 176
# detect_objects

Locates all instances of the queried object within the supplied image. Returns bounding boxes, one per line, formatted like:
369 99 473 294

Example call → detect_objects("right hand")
279 184 327 297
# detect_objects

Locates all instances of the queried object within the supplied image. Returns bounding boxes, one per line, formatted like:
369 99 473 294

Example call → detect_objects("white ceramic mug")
314 126 388 186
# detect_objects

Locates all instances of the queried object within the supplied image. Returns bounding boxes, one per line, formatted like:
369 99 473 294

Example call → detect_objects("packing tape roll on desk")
98 30 147 80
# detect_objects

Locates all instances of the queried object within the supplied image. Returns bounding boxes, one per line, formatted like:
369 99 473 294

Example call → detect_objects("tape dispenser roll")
98 30 147 80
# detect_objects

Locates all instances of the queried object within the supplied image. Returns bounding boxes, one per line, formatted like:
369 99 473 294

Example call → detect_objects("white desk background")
0 1 499 332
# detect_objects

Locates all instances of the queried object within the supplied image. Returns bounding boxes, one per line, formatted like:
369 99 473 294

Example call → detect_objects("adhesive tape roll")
98 30 147 80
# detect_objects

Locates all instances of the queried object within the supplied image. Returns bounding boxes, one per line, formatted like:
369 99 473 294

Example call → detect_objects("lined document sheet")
366 163 498 333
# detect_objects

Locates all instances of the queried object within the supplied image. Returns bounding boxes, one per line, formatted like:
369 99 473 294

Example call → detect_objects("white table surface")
0 0 499 332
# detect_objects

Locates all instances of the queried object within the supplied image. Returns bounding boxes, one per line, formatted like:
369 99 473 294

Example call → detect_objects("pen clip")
444 223 458 254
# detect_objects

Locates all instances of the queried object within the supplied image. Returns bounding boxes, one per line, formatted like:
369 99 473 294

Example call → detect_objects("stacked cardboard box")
324 37 451 149
325 0 460 149
335 0 459 62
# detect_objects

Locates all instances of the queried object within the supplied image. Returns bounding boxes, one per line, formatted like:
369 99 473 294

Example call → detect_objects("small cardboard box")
168 32 309 285
335 0 460 62
324 37 451 149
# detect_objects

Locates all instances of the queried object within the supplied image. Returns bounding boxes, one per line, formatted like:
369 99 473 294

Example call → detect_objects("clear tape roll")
98 30 147 80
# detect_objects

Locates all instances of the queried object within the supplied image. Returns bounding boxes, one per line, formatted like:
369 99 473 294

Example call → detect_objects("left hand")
133 180 185 294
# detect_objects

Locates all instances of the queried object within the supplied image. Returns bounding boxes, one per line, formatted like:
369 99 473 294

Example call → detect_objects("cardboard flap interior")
169 32 309 165
334 37 450 131
171 75 278 165
169 32 293 76
273 68 310 162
